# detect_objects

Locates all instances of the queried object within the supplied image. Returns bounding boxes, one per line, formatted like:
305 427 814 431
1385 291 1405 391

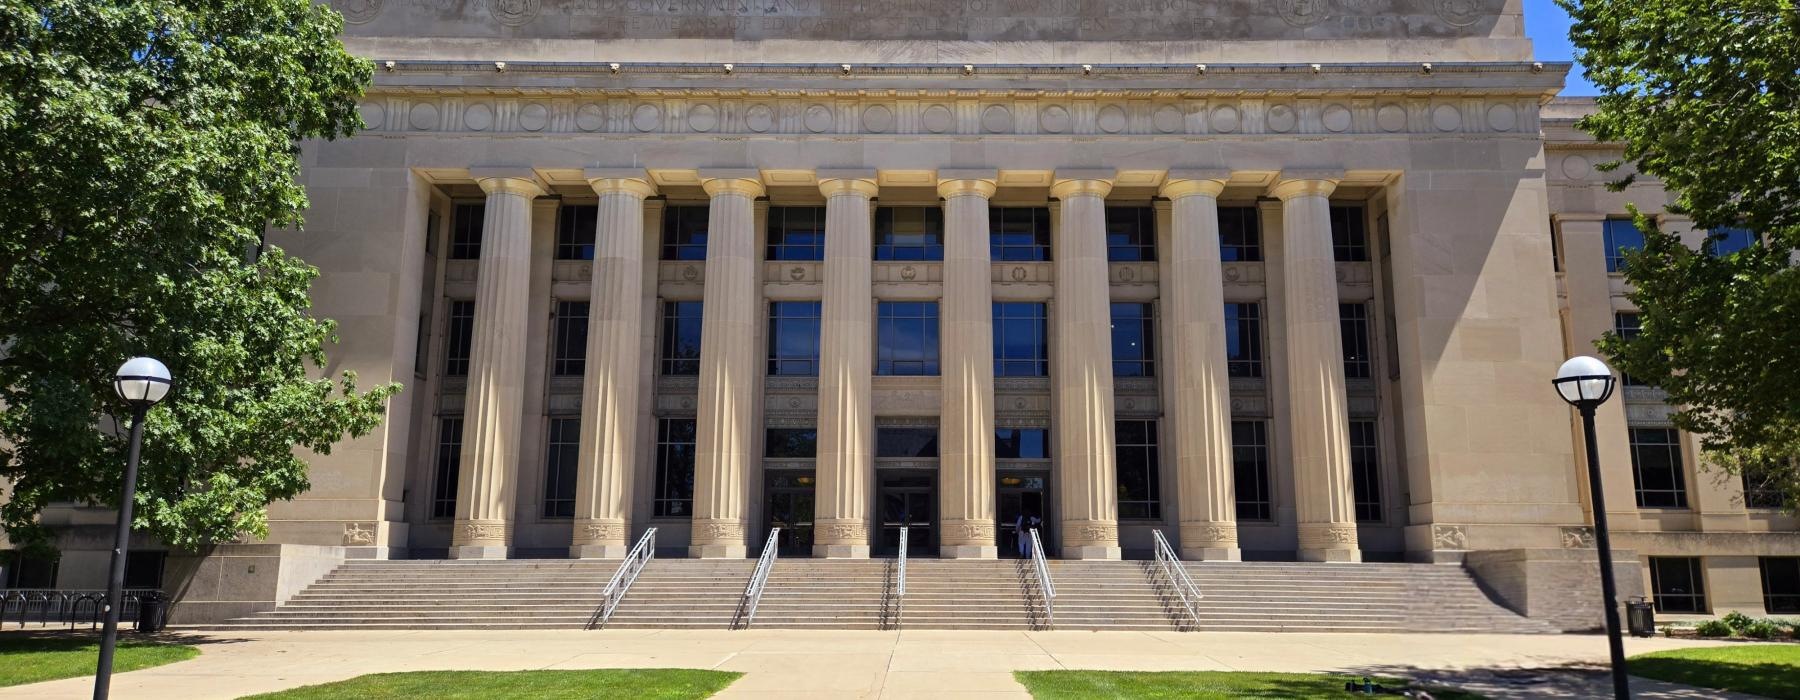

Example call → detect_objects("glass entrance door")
764 472 815 557
878 472 934 556
997 472 1048 558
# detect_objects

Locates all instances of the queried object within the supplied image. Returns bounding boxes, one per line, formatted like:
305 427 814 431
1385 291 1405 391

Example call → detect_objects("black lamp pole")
93 403 148 700
1578 402 1631 699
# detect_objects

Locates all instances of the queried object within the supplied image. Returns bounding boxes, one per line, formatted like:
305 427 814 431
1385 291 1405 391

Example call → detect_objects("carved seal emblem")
1277 0 1328 27
486 0 539 27
331 0 382 24
1436 0 1484 27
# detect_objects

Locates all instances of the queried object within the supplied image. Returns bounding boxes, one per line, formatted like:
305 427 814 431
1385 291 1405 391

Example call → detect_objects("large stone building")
5 0 1798 624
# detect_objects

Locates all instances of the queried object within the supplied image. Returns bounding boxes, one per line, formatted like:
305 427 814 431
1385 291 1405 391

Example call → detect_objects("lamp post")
94 357 172 700
1552 355 1628 699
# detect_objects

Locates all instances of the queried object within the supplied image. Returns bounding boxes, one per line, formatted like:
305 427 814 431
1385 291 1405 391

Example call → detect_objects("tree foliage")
0 0 392 550
1560 0 1800 505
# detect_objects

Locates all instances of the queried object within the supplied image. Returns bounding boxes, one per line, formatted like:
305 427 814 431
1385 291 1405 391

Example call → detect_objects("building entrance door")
764 472 815 557
997 472 1049 558
877 472 934 556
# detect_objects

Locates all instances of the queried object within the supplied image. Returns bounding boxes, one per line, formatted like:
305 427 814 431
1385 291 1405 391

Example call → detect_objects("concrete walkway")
0 629 1757 699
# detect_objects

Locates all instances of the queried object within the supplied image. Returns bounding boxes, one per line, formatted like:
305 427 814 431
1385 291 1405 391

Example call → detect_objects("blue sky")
1523 0 1598 95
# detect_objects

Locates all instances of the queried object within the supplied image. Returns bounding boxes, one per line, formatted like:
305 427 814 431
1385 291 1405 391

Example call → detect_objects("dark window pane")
1650 557 1707 613
1225 302 1264 378
1708 227 1757 256
443 301 477 377
1341 302 1371 380
765 427 818 459
768 206 827 261
557 204 598 260
553 301 589 377
995 428 1050 459
1614 313 1647 387
993 302 1048 377
662 206 710 261
1110 302 1155 377
1218 207 1261 262
432 417 463 519
542 417 580 518
768 301 822 376
123 551 165 589
1630 428 1688 509
1350 420 1382 522
875 207 944 261
990 207 1051 261
877 301 940 376
1763 557 1800 614
661 301 704 376
1233 420 1272 521
1331 206 1369 262
1115 419 1160 519
450 204 484 260
1105 207 1156 262
1603 218 1644 273
654 418 698 517
877 427 939 458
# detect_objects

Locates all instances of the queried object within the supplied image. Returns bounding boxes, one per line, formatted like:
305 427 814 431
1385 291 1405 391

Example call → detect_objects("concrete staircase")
898 559 1044 630
1172 561 1559 634
599 559 756 629
740 559 892 629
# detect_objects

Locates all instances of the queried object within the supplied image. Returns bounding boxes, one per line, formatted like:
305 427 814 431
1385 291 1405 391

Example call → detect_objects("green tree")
1559 0 1800 506
0 0 394 550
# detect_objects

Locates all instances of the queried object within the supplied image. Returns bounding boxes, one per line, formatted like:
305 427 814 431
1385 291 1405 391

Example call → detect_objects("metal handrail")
733 527 780 629
1027 528 1054 629
895 525 908 629
587 527 657 629
1151 530 1204 627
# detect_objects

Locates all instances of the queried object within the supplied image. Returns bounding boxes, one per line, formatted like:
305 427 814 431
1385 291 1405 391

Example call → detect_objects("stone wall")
163 544 347 624
1465 548 1645 632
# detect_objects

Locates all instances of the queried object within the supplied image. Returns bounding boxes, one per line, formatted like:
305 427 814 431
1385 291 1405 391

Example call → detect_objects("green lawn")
1014 670 1485 699
1629 644 1800 700
240 669 743 700
0 635 200 688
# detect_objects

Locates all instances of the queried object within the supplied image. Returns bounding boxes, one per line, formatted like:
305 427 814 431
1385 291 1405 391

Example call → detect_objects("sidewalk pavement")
0 629 1756 699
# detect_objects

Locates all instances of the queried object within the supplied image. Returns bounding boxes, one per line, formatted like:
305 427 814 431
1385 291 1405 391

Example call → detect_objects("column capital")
937 176 997 200
818 170 878 199
1269 171 1342 201
584 168 656 198
1159 173 1228 199
701 173 766 198
471 168 547 198
1050 169 1115 200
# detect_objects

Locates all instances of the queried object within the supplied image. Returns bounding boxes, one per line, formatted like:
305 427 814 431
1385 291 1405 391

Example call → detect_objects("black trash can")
1626 597 1655 637
135 592 167 633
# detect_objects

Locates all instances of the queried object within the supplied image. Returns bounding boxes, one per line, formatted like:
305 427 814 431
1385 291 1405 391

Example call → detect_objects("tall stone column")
451 170 545 559
1049 172 1121 560
938 172 1000 559
690 172 764 558
1160 173 1241 561
1270 173 1361 562
569 171 656 559
813 172 878 559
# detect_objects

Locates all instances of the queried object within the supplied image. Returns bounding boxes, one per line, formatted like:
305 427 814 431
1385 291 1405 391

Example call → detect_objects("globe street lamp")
1553 355 1628 699
94 357 172 700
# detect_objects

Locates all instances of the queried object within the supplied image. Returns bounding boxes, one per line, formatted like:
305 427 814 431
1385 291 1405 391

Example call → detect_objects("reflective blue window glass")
1105 207 1156 262
1709 227 1757 256
995 428 1049 459
1218 207 1261 262
877 301 940 376
875 207 944 261
993 302 1048 377
989 207 1051 261
1110 302 1155 377
768 301 822 376
661 206 710 261
660 301 703 376
1603 218 1644 273
1225 302 1263 378
768 207 826 261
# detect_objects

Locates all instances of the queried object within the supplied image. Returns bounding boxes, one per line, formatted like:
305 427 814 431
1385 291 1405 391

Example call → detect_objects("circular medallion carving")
745 104 774 133
981 105 1012 133
1562 154 1592 180
1436 0 1484 27
788 398 801 408
1432 104 1462 132
1376 104 1407 132
1039 105 1071 133
356 101 385 130
631 103 661 132
1011 266 1027 281
518 103 548 131
1152 105 1184 133
687 103 718 132
1266 103 1297 133
407 102 438 130
921 105 955 133
1119 266 1137 281
900 265 918 281
485 0 539 26
1277 0 1328 27
1015 399 1027 410
1096 104 1128 133
1223 265 1241 281
1321 104 1352 133
682 265 698 281
804 104 834 133
463 102 494 131
789 266 805 281
332 0 382 24
574 103 605 132
1486 103 1517 132
862 105 893 133
680 397 693 409
1124 399 1136 410
1209 105 1240 133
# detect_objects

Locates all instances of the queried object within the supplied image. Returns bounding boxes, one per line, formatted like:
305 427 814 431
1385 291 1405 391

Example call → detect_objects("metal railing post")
734 527 781 629
895 525 908 630
1151 530 1204 628
588 527 658 629
1027 528 1054 629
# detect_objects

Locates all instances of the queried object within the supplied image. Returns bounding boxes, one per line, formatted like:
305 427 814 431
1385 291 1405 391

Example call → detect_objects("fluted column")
1270 174 1361 562
813 172 878 559
570 171 656 558
690 173 764 558
1050 172 1121 560
451 170 545 559
1160 173 1242 561
938 172 1000 559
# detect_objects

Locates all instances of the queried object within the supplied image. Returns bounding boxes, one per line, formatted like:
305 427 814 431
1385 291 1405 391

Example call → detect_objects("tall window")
450 203 484 260
1232 420 1272 521
1743 468 1789 509
874 207 944 261
1115 420 1161 519
993 302 1048 377
995 428 1049 459
1341 302 1372 379
1603 218 1644 273
767 301 823 376
1218 206 1261 262
1762 557 1800 614
1630 427 1688 508
1708 227 1758 256
1110 303 1156 377
653 418 698 517
1331 206 1369 262
990 207 1051 261
552 301 589 377
431 417 463 519
542 418 579 518
443 301 476 377
1649 557 1707 613
660 301 703 376
765 427 818 459
1104 207 1156 262
1615 313 1645 386
877 301 940 376
1225 302 1264 378
877 427 939 458
557 204 598 260
661 206 710 261
768 206 826 261
1350 420 1382 522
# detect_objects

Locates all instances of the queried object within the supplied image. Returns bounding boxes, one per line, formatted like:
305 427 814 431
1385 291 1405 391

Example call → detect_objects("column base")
1181 546 1241 561
939 545 997 559
814 544 870 559
450 545 511 560
1298 547 1362 563
571 544 628 559
1061 545 1121 560
690 544 748 559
